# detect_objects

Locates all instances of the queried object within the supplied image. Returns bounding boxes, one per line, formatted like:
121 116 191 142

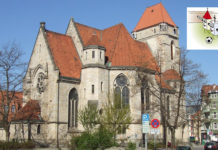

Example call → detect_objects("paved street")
192 144 204 150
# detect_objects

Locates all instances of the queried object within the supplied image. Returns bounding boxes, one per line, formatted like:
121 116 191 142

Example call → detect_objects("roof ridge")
103 23 123 31
109 24 122 61
75 22 102 31
160 3 164 23
123 27 132 65
146 2 161 9
46 30 71 38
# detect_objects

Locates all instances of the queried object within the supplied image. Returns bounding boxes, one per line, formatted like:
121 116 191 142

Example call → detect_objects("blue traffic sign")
142 114 149 122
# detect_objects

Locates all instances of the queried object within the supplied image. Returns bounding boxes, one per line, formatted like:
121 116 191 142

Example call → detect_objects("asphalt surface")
192 144 204 150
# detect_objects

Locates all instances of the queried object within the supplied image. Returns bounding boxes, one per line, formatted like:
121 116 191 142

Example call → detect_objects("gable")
25 28 57 80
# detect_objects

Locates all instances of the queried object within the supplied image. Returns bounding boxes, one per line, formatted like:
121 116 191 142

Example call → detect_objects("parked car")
204 142 217 150
176 146 192 150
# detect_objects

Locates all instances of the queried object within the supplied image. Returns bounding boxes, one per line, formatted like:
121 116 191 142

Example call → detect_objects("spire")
203 10 212 19
133 2 176 32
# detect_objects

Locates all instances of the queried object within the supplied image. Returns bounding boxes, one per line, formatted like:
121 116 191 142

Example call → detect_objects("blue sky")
0 0 218 84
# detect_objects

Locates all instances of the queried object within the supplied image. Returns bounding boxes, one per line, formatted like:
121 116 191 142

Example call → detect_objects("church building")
7 2 188 146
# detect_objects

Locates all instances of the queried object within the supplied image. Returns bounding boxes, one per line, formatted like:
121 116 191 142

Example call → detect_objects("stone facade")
4 2 190 147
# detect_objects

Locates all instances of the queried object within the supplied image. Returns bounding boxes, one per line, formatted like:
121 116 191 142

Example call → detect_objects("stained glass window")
114 74 129 108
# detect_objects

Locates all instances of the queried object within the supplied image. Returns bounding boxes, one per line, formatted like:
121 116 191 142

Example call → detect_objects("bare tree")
0 42 26 141
134 48 207 147
185 65 208 142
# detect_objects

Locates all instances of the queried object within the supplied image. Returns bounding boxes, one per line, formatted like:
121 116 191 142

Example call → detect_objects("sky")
0 0 218 84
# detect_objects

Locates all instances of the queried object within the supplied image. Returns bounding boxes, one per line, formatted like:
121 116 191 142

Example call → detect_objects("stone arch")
68 88 78 128
113 73 129 86
33 64 44 77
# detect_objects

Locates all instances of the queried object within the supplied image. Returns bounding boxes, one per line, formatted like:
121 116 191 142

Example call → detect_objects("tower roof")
133 2 176 32
203 10 212 19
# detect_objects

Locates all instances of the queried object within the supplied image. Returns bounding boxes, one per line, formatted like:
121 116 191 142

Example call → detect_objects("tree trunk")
171 128 176 148
5 124 10 142
28 123 31 141
197 120 200 142
162 120 167 144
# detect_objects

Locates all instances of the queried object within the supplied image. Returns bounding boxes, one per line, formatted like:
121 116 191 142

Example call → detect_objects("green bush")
126 142 136 150
148 141 166 149
72 132 98 150
71 127 114 150
95 126 114 149
0 140 35 150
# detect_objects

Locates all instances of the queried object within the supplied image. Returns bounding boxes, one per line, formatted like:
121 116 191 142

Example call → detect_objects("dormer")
83 34 105 65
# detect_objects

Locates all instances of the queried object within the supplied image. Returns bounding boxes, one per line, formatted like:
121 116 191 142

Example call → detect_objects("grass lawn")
191 23 218 49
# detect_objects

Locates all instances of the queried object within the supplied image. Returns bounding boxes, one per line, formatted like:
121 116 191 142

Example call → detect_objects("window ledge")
68 127 82 133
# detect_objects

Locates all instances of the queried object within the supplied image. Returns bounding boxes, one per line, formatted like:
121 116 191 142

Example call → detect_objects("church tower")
132 3 180 73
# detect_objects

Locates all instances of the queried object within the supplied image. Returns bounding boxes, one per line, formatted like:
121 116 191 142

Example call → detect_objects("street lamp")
205 122 211 141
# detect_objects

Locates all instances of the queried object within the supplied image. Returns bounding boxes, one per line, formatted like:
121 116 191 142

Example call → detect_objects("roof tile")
46 31 82 79
76 23 159 71
201 84 218 96
162 69 181 81
13 100 41 121
133 2 176 32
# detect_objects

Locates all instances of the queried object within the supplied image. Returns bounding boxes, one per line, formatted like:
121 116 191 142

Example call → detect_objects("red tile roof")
14 100 41 121
0 91 23 121
155 74 172 90
46 31 82 79
191 110 201 120
201 84 218 96
75 23 102 46
85 34 104 47
76 23 158 71
203 10 212 19
133 2 176 32
162 69 181 81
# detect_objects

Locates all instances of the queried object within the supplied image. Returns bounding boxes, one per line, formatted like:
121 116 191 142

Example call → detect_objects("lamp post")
205 122 211 141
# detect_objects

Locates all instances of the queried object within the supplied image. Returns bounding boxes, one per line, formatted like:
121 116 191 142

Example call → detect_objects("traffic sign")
142 114 149 122
150 128 160 134
142 114 150 133
151 119 160 128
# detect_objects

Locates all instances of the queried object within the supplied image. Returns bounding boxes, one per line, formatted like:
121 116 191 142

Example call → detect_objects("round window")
116 75 127 86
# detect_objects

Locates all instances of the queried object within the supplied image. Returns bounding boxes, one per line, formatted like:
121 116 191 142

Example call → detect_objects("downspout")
57 73 60 148
108 68 110 98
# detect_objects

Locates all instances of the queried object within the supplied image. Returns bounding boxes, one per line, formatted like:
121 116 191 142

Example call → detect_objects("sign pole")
150 119 160 150
153 133 155 150
142 114 149 150
145 133 147 150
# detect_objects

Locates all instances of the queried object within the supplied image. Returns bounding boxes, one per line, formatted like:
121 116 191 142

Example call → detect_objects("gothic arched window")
122 86 129 106
68 88 78 128
114 74 129 108
171 41 174 60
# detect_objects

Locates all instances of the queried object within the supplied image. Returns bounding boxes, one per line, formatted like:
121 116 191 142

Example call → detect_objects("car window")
177 146 191 150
